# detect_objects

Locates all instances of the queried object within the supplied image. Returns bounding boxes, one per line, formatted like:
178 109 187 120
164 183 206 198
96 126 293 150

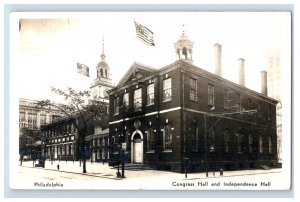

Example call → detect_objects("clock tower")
90 36 114 103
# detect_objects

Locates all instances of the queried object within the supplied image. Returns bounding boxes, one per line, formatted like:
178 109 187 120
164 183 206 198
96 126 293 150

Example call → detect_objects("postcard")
9 11 292 191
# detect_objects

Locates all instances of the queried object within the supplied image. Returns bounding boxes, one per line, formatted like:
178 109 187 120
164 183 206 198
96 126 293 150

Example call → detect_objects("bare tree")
36 87 108 173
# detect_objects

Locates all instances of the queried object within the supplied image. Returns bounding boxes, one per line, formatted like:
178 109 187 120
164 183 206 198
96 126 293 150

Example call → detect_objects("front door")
133 140 142 163
131 130 143 164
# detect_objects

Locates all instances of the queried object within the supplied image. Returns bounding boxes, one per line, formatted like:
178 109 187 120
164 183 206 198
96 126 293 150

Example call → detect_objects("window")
208 84 214 106
67 144 70 155
147 83 155 105
134 88 142 111
163 78 172 101
224 89 229 109
268 105 271 121
147 128 155 151
71 144 74 155
236 93 241 110
259 136 263 154
191 123 199 151
236 132 242 153
62 145 65 155
123 93 129 110
190 78 197 101
163 124 172 151
258 103 262 117
208 129 215 152
97 138 100 147
102 138 105 147
28 113 37 129
249 134 253 153
224 129 230 153
114 97 119 115
268 136 272 154
248 99 252 110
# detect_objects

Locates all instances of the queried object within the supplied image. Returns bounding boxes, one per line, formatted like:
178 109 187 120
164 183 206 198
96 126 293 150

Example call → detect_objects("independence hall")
108 31 278 172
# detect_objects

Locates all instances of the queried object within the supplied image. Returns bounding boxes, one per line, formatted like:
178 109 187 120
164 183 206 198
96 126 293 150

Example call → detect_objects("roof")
96 60 109 68
85 128 109 140
116 62 157 87
110 59 278 105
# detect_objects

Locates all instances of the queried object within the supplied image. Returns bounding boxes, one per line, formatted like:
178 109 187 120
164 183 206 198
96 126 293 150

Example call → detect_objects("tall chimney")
238 58 245 87
261 70 268 96
214 43 222 76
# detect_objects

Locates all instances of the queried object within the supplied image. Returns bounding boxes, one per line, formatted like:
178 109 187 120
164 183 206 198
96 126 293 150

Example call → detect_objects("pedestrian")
57 164 60 170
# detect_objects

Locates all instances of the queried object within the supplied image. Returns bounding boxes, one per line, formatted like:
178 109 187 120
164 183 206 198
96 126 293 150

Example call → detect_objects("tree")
36 87 108 173
19 127 42 166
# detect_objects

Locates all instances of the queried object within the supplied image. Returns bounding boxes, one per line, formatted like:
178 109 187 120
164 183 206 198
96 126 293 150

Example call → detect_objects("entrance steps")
260 164 271 170
112 163 153 171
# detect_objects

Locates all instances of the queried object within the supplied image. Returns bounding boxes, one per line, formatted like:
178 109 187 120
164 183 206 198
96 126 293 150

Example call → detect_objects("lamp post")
116 145 121 178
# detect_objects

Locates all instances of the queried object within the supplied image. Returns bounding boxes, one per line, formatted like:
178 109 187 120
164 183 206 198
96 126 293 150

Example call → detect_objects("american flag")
77 62 89 77
134 21 155 46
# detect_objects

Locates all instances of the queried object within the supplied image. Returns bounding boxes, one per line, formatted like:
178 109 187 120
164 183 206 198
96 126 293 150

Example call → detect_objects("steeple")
96 35 109 79
100 35 106 61
90 35 114 102
174 24 194 64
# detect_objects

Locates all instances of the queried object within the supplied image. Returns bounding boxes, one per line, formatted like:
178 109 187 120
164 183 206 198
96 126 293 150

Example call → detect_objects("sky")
13 12 290 102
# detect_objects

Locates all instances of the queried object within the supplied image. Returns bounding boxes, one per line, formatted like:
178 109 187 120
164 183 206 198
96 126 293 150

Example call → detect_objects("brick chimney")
238 58 245 87
261 70 268 96
214 43 222 77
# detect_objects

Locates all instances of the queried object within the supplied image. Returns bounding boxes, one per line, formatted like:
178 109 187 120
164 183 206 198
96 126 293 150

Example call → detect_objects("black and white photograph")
9 11 291 190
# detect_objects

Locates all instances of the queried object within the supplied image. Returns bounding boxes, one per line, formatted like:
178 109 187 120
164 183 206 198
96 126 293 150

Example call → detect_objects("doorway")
131 130 143 164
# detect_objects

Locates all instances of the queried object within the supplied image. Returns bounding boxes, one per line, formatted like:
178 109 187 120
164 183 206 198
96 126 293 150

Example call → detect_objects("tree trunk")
83 158 87 173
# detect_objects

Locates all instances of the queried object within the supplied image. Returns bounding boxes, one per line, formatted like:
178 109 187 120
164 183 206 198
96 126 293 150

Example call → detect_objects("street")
14 160 286 191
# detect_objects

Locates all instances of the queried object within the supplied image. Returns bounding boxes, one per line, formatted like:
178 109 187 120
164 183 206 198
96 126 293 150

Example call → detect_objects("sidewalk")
20 160 282 181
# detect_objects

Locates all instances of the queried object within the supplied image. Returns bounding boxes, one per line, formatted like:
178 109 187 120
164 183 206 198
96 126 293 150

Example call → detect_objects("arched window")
100 68 103 77
105 69 108 77
182 47 188 59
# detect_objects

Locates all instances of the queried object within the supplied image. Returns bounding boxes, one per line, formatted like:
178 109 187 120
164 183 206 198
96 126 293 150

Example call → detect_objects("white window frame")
147 83 155 105
134 88 142 111
163 78 172 102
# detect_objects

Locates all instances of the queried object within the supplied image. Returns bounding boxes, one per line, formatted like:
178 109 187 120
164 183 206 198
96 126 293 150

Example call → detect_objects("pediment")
117 62 157 87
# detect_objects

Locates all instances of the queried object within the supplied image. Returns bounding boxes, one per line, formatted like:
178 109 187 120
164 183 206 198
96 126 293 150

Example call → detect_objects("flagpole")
133 32 137 63
133 18 137 63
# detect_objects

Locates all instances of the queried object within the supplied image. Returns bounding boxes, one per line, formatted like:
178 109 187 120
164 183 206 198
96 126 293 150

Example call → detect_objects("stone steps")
112 163 153 171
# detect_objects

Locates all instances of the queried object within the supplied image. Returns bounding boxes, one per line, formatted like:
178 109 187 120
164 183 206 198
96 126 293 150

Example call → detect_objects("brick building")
108 31 278 172
40 38 111 162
